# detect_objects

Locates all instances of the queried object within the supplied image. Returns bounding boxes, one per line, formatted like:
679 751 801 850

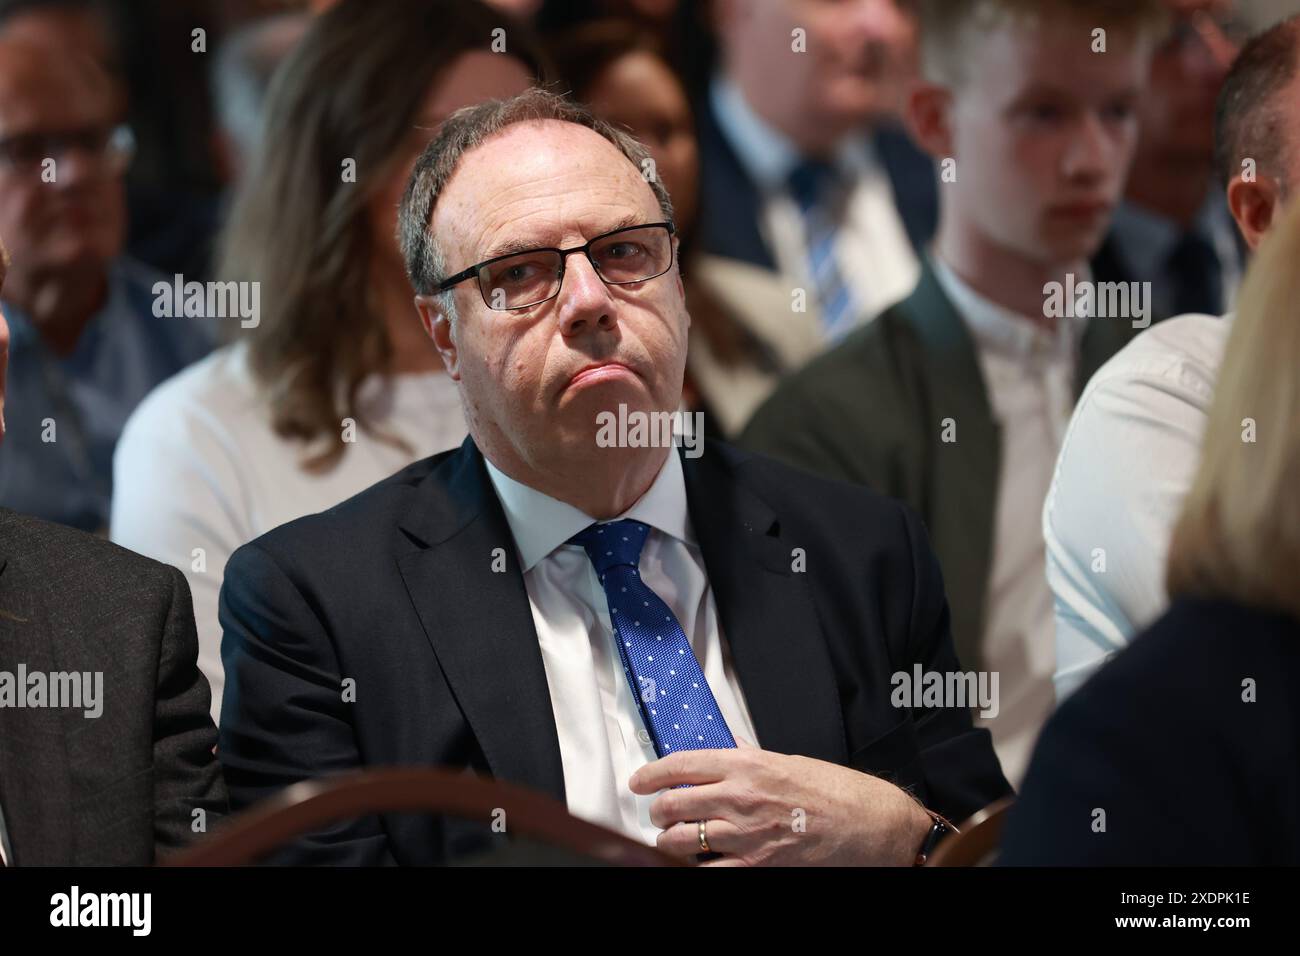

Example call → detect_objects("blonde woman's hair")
1165 197 1300 620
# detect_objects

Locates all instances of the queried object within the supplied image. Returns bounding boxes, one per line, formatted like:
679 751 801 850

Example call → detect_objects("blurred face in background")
915 15 1149 267
583 49 699 238
1140 0 1240 168
716 0 918 145
0 42 126 299
367 51 534 283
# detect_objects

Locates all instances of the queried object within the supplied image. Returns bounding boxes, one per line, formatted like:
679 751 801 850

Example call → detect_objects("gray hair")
397 87 675 323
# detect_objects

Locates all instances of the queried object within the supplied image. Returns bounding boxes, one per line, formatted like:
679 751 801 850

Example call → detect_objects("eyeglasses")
436 221 677 311
0 123 136 174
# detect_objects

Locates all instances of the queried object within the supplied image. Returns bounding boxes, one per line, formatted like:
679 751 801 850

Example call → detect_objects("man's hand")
629 743 934 866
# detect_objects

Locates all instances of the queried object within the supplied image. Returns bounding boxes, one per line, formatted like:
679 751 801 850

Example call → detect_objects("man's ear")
414 294 461 381
1227 174 1283 252
904 81 955 161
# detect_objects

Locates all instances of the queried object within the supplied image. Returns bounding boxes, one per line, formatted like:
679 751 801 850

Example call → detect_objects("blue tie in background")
570 519 737 759
788 158 859 341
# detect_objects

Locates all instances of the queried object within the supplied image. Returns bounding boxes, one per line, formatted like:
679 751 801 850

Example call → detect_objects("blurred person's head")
211 11 311 185
400 90 683 514
1119 0 1244 224
217 0 543 471
0 0 120 77
1215 14 1300 251
0 39 129 316
548 19 698 239
1165 193 1300 622
712 0 919 154
1137 1 1242 176
909 0 1163 270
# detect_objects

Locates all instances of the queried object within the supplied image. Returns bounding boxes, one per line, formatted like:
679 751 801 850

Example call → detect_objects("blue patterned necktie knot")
571 519 651 578
569 519 737 758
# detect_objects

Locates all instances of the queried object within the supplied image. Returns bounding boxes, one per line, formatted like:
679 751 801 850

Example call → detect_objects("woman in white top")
111 0 546 723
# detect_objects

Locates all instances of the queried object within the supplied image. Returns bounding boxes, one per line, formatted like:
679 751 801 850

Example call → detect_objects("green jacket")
740 259 1138 673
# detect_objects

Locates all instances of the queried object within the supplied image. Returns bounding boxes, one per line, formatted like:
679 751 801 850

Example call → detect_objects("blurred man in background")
1092 0 1247 320
691 0 937 422
0 40 213 532
744 0 1165 785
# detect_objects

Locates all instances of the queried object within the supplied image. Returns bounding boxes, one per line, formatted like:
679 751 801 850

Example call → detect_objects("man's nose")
557 252 617 337
1062 112 1112 182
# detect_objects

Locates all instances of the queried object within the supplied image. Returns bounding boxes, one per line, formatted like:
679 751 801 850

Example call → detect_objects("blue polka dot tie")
570 519 737 759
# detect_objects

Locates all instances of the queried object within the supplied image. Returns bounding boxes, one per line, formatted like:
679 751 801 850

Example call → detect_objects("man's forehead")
0 44 111 126
435 120 659 257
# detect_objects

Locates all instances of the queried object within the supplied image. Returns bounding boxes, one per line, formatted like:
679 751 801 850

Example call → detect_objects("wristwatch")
913 812 953 866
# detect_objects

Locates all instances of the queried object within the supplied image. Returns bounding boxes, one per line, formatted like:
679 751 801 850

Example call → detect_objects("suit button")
637 729 652 746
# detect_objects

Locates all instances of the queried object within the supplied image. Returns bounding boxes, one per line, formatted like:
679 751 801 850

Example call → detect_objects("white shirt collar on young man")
930 255 1089 367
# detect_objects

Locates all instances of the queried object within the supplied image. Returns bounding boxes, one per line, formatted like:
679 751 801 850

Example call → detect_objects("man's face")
720 0 917 129
427 121 688 471
944 17 1148 265
1140 0 1239 164
0 48 126 287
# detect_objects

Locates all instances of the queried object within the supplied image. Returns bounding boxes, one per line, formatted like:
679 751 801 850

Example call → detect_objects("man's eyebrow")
479 213 647 261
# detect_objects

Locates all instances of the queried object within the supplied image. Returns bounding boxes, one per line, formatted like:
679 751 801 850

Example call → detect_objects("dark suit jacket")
740 260 1139 672
0 508 227 865
217 436 1010 864
1001 598 1300 865
694 91 938 270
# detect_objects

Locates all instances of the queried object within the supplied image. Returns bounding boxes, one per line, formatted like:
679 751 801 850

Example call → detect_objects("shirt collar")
483 448 693 573
708 71 872 192
931 253 1086 363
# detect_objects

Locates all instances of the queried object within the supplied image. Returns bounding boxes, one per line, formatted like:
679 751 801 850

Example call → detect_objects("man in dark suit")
684 0 937 425
743 0 1166 786
0 248 227 866
217 88 1010 866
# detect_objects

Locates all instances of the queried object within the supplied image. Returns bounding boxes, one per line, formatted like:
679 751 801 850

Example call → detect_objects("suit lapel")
899 263 999 671
0 518 76 865
1078 312 1139 396
395 440 567 804
682 448 848 765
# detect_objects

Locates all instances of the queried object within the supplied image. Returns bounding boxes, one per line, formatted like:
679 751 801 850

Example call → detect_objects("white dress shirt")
1044 312 1231 701
708 72 920 331
110 342 467 724
932 258 1085 786
483 448 760 846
